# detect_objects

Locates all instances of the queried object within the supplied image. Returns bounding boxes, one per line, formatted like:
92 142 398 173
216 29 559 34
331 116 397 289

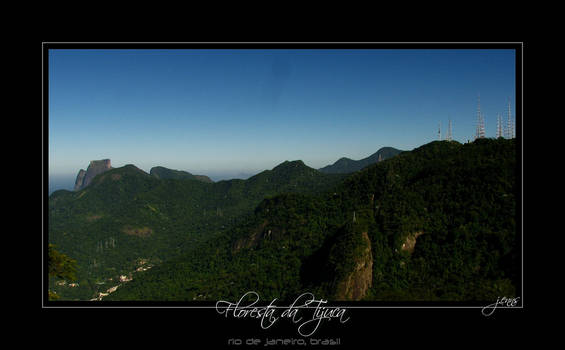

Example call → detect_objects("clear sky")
48 48 516 178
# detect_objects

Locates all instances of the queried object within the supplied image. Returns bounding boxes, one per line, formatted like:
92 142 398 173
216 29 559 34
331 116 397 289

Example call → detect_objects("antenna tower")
476 94 485 139
506 97 514 139
447 118 453 141
497 113 503 138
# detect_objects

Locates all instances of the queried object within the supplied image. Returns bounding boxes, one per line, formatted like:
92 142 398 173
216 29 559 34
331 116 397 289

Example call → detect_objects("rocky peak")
74 159 112 191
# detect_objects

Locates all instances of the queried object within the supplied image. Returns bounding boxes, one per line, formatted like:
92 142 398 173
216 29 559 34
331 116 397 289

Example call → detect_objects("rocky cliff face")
74 159 112 191
74 169 87 191
333 231 373 301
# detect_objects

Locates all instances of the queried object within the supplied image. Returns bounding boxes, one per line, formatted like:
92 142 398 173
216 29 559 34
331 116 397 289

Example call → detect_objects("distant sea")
48 174 76 195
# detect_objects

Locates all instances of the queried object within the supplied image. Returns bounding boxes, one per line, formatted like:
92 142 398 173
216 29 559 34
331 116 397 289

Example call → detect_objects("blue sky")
48 48 516 180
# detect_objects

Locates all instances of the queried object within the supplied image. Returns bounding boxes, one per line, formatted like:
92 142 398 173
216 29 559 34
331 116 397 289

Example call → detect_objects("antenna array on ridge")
436 95 514 141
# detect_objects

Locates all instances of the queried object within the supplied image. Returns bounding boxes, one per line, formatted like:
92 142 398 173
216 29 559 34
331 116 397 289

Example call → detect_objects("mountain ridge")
106 138 518 302
51 139 517 302
319 147 403 174
48 158 347 300
149 166 213 183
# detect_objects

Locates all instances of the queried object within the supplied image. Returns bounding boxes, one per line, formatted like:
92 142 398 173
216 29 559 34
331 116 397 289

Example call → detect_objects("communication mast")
497 113 503 138
475 94 485 139
438 122 442 141
447 118 453 141
506 97 514 139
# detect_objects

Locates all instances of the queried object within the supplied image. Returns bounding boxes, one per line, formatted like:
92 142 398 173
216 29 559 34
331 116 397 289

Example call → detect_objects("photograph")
43 42 524 345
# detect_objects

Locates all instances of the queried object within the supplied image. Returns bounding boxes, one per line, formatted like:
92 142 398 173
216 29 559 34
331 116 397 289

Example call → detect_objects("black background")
38 40 537 347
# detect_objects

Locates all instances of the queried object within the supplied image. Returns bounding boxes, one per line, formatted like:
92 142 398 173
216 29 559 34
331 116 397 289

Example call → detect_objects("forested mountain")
318 147 404 174
149 166 213 183
48 161 346 300
106 138 518 302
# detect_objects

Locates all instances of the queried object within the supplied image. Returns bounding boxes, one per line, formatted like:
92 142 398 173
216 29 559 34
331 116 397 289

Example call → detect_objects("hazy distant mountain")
149 166 213 183
319 147 403 174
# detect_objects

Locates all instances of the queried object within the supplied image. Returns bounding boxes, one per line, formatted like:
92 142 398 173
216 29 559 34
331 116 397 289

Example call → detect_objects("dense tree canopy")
48 161 345 300
104 138 518 302
48 244 77 300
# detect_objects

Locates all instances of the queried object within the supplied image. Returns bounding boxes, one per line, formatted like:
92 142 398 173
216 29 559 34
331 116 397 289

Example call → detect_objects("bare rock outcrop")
232 220 269 252
74 159 112 191
400 231 424 254
74 169 87 191
334 231 373 301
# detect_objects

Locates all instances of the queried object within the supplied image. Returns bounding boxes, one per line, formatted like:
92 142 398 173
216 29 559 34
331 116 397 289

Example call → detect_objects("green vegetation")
48 161 346 300
104 138 518 302
48 244 77 300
